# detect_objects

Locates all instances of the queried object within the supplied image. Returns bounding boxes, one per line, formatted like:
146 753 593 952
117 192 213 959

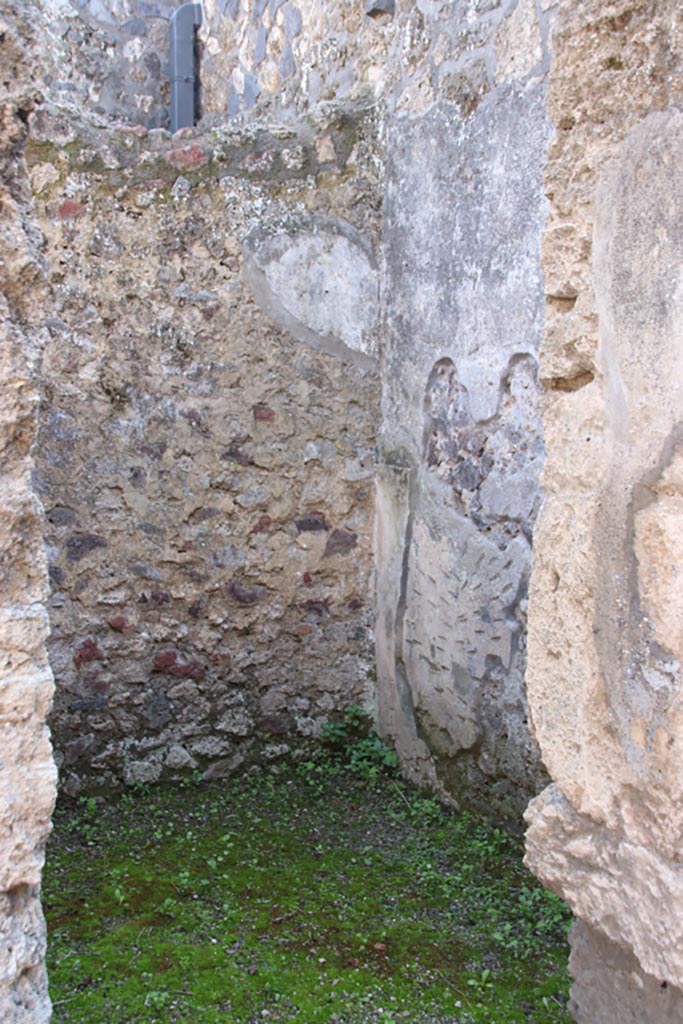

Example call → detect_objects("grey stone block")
227 83 242 116
243 72 261 108
279 40 295 79
122 16 148 35
254 24 267 66
283 3 302 37
365 0 395 18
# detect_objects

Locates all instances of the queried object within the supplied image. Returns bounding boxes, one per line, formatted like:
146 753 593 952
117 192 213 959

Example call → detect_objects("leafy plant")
321 704 398 781
349 734 399 779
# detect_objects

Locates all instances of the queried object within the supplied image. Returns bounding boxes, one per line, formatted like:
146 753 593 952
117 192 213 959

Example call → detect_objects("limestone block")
526 785 683 988
525 0 683 1010
568 920 683 1024
0 886 50 1024
0 5 57 1019
527 108 683 831
634 452 683 661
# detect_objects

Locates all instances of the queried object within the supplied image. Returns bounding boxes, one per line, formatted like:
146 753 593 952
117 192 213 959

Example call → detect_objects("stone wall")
5 0 683 1019
29 0 553 817
524 0 683 1018
0 4 58 1021
36 0 176 129
189 0 555 818
198 0 547 122
37 0 550 130
199 0 501 120
31 103 381 792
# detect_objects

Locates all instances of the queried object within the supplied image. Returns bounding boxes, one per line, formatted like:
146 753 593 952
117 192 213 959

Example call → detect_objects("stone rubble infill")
31 92 380 798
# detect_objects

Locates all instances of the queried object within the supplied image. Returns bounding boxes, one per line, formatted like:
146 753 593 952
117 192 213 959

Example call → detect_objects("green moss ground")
45 760 572 1024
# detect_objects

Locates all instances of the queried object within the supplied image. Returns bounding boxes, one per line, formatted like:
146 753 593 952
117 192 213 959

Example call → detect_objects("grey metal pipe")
169 3 203 133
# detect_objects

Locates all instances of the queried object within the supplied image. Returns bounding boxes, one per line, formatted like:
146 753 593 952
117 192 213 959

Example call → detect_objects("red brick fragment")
57 199 86 220
323 528 358 558
73 639 103 669
153 650 178 671
165 143 207 170
253 403 275 422
107 616 127 632
295 511 329 533
225 579 265 605
251 514 272 534
153 649 206 680
169 659 205 681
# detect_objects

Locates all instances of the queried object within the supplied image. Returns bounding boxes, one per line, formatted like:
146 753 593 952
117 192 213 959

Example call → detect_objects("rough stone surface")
38 0 176 128
27 0 555 821
375 2 552 817
0 2 58 1020
525 0 683 1011
568 921 683 1024
30 107 380 792
198 0 537 120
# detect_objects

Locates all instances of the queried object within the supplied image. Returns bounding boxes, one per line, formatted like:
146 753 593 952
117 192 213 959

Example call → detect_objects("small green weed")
321 704 399 781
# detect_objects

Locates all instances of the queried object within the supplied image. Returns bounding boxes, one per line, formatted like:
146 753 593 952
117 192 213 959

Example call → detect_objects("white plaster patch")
243 218 379 366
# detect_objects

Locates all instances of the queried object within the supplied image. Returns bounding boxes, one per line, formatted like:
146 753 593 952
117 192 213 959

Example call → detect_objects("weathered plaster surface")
31 107 381 793
525 0 683 1015
242 214 380 367
0 3 58 1019
375 10 551 816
